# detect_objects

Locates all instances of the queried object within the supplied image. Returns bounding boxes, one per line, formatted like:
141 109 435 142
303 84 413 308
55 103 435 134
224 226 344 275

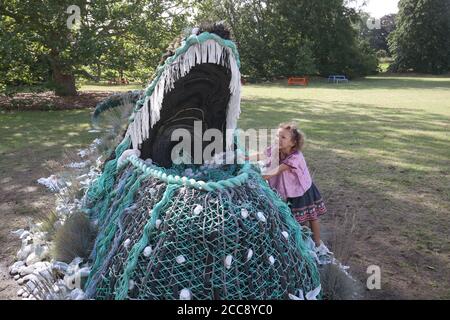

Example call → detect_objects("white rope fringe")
125 39 241 151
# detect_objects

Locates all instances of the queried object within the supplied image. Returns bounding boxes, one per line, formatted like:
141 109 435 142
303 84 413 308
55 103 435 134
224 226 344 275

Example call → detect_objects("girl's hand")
262 164 290 180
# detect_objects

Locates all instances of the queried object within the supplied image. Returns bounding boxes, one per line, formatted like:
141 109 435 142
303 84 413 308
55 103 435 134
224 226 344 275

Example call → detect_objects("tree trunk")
96 62 101 82
52 66 77 96
48 50 77 96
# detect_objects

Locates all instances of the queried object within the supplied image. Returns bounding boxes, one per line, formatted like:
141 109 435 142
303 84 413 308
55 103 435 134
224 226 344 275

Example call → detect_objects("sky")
349 0 400 18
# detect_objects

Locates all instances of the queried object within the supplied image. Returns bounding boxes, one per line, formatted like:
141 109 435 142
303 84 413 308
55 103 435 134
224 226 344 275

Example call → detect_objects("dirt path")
0 147 57 299
315 162 450 300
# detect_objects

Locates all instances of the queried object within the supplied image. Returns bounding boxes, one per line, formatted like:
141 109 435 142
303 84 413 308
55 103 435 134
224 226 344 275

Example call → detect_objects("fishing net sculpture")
83 23 321 300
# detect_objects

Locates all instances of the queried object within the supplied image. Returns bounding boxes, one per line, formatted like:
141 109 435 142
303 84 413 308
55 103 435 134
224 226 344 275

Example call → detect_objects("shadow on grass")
240 97 450 171
315 142 450 299
0 109 97 154
0 110 100 265
0 109 97 218
239 96 450 298
1 99 449 298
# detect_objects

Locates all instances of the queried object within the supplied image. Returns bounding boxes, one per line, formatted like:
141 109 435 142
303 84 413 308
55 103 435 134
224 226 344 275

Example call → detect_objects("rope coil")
118 154 252 192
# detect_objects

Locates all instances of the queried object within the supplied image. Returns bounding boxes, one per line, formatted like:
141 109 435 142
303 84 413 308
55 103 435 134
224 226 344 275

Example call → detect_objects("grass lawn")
240 75 450 299
80 82 144 92
0 109 96 154
1 75 449 299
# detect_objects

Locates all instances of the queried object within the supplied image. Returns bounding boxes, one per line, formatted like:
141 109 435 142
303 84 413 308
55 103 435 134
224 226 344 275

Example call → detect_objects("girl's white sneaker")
315 241 333 265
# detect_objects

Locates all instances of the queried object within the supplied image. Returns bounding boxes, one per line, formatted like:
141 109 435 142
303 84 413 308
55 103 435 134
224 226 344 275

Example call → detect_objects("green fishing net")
82 138 321 300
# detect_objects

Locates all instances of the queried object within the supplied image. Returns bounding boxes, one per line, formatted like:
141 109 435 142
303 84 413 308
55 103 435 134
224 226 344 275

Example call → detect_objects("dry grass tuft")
320 209 365 300
53 212 97 263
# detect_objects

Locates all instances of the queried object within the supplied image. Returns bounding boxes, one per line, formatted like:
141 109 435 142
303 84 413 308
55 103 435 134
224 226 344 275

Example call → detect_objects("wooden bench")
288 77 309 86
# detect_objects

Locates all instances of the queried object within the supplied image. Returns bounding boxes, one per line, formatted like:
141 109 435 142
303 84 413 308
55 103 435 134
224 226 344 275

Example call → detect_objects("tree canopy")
0 0 192 95
1 0 382 96
195 0 378 79
388 0 450 74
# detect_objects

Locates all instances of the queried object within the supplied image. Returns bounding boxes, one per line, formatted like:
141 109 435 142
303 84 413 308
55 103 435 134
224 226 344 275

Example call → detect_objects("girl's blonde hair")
279 122 305 151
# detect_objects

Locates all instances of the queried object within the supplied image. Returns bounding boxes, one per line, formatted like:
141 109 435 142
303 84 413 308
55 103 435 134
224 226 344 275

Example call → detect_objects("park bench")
288 77 309 86
328 75 349 84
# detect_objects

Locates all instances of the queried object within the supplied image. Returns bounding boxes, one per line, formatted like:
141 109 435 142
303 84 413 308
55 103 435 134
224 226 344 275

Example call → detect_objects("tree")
0 0 191 96
388 0 450 74
194 0 316 79
0 14 45 89
194 0 378 79
298 0 378 77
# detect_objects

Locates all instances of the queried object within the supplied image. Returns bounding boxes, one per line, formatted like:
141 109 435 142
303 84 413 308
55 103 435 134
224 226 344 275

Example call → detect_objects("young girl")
258 122 329 257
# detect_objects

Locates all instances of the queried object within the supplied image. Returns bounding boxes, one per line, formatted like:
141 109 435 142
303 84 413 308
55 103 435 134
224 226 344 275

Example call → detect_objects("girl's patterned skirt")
287 183 327 224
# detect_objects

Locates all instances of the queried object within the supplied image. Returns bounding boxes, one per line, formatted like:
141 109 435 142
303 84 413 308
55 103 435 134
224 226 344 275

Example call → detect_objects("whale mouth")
140 63 232 168
123 29 241 168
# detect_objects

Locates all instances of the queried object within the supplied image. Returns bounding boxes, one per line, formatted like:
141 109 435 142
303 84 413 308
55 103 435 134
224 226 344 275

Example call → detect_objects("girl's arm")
245 152 266 162
262 163 290 180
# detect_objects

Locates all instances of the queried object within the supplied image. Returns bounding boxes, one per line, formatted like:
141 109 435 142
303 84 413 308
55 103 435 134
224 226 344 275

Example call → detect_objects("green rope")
92 90 142 124
114 184 180 300
96 169 137 227
86 168 149 286
84 137 321 299
86 137 131 206
119 155 251 192
254 172 322 294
